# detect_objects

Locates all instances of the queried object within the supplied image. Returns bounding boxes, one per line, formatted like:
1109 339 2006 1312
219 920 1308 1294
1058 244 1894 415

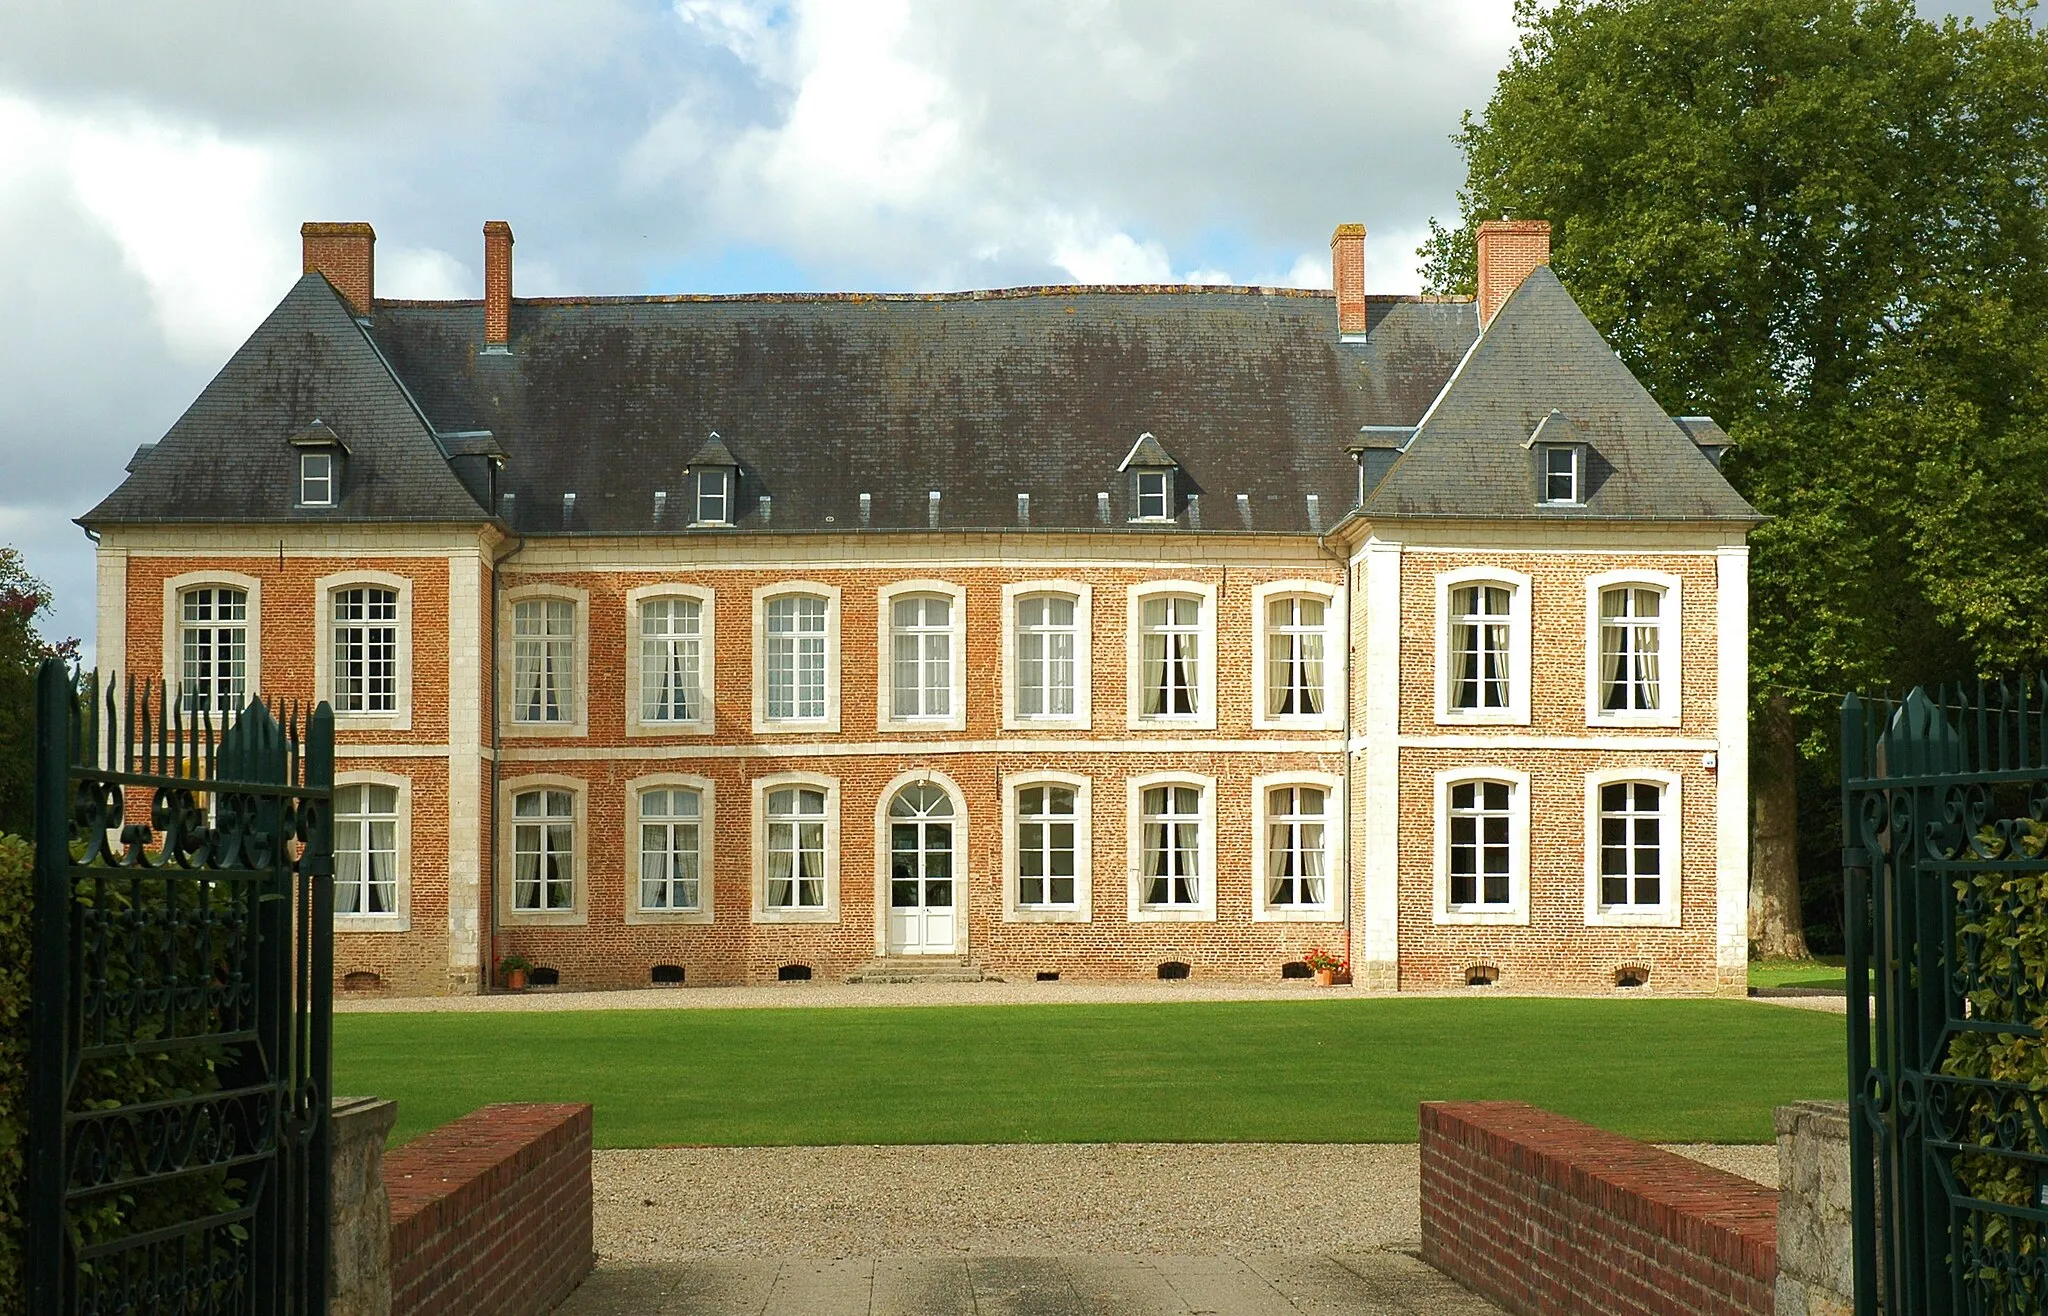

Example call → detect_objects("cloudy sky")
0 0 2003 658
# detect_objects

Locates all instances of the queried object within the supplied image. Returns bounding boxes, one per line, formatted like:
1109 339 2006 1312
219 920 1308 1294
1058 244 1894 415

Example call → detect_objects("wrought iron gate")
1842 682 2048 1315
27 659 335 1315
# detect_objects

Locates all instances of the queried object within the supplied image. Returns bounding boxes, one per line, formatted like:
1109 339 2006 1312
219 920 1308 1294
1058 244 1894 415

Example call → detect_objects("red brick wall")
1419 1101 1776 1316
384 1103 594 1316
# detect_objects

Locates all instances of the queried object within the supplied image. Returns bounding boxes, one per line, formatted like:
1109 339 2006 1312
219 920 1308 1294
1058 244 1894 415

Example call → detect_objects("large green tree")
0 547 73 838
1421 0 2048 957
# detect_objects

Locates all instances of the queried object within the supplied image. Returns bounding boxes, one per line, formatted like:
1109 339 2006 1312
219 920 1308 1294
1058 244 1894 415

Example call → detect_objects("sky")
0 0 2008 660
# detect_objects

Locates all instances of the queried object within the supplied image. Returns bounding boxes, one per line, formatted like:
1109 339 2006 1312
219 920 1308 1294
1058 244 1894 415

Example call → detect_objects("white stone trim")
1124 770 1218 923
751 581 843 735
499 736 1343 761
999 581 1093 731
874 580 968 732
1359 538 1403 987
751 771 841 924
1250 770 1344 923
1249 579 1346 732
1583 568 1682 729
445 551 485 991
332 769 412 933
95 545 127 681
1001 770 1093 924
870 768 969 954
161 569 262 700
623 772 716 925
1715 546 1751 986
1582 768 1683 928
499 583 589 739
314 569 414 732
497 773 588 928
1431 766 1531 926
624 583 717 738
1124 580 1218 732
1432 565 1531 727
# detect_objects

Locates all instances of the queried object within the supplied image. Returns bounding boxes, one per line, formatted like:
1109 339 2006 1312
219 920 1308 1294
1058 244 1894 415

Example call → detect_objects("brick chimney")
1476 219 1551 328
484 221 514 350
301 222 375 317
1330 223 1367 335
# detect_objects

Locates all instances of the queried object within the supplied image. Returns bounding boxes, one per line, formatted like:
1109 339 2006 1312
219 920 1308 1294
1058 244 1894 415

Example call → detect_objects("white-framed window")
500 776 586 926
315 571 412 730
1251 582 1343 730
1433 767 1530 925
1433 567 1531 725
1542 445 1580 503
1252 772 1342 921
1133 469 1171 520
163 571 263 716
625 586 715 736
1127 582 1217 730
693 468 731 525
299 451 335 506
1584 769 1681 927
751 773 839 923
877 581 965 730
1001 772 1092 922
625 774 716 924
1001 583 1092 730
502 586 588 736
753 584 841 734
1126 773 1216 922
1585 571 1682 727
334 773 410 931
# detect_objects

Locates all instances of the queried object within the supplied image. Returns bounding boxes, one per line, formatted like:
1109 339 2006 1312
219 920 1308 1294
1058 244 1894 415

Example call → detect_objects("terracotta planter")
503 968 528 992
1314 968 1336 987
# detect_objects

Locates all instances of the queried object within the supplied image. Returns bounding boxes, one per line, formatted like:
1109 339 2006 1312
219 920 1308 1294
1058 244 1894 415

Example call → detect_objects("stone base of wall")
330 1097 399 1316
384 1103 594 1316
1420 1100 1778 1316
1774 1101 1858 1316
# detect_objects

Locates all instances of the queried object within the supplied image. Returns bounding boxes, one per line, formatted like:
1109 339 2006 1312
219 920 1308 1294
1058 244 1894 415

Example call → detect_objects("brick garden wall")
383 1103 594 1316
1420 1100 1776 1316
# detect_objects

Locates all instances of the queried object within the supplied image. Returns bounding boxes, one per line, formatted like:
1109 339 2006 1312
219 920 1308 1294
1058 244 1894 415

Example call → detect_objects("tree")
1421 0 2048 957
0 547 75 838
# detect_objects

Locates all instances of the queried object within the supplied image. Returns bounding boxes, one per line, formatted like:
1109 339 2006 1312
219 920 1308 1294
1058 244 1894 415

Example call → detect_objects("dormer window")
1135 470 1170 520
1119 432 1181 524
1542 445 1579 504
300 452 334 506
694 468 730 525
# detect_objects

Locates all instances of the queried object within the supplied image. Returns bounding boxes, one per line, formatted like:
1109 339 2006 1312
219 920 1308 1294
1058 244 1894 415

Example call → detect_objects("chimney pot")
484 221 515 349
1476 218 1551 328
301 222 376 318
1330 223 1367 335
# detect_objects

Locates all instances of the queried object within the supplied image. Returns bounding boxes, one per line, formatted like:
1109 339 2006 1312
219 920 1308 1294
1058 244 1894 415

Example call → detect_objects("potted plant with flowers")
498 953 532 992
1302 947 1347 988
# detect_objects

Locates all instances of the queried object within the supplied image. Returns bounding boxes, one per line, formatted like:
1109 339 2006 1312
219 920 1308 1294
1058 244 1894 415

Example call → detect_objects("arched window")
1139 783 1204 907
638 787 703 911
335 782 399 915
1265 785 1329 909
1015 593 1078 718
180 586 248 712
512 788 575 911
764 785 828 909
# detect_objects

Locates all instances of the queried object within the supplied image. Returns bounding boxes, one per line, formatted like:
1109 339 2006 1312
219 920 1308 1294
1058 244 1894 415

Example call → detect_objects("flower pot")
1314 968 1336 987
504 968 528 992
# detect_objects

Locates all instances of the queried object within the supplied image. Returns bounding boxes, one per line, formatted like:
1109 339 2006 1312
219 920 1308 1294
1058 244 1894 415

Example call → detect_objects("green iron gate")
1842 682 2048 1315
27 659 335 1314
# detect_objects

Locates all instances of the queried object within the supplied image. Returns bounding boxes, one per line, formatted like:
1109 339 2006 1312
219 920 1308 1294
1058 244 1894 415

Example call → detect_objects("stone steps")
843 957 996 984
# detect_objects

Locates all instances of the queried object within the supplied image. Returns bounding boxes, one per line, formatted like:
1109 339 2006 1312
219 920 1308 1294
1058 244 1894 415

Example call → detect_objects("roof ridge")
372 286 1448 309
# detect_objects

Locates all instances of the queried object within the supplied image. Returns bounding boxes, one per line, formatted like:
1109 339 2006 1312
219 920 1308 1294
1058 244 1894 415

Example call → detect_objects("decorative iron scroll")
1842 679 2048 1316
27 662 334 1316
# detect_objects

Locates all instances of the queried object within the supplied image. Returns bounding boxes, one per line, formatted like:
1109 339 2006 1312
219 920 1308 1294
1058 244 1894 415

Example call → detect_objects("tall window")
1015 594 1076 718
1599 586 1663 713
332 587 398 713
1140 784 1203 907
765 595 827 720
1266 785 1328 908
1139 595 1201 717
334 783 398 915
512 789 574 912
764 786 827 908
1543 445 1579 503
639 788 702 911
1448 781 1512 908
1134 470 1170 519
180 587 247 713
1449 585 1512 711
1267 596 1326 717
300 452 334 506
1599 782 1664 909
512 598 574 723
891 595 952 719
640 598 703 722
1016 784 1077 908
694 468 730 524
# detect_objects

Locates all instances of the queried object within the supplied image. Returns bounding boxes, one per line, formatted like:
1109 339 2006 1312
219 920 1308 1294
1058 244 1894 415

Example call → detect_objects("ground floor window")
1598 780 1665 910
1016 783 1077 908
639 787 703 911
1140 784 1203 907
765 786 828 909
513 788 575 911
1265 784 1328 909
334 783 398 915
1448 780 1513 909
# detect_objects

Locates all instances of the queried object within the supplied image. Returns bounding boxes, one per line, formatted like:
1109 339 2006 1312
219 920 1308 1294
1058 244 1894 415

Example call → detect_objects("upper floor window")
890 595 953 719
1542 445 1579 503
765 594 828 721
693 468 730 525
299 452 334 506
764 786 828 909
1016 594 1077 718
1139 784 1203 908
512 598 575 723
511 788 575 912
1139 595 1202 717
1450 584 1512 712
638 787 703 912
1599 586 1663 713
1447 779 1513 910
1134 469 1171 520
332 587 398 713
180 587 247 713
640 597 704 722
1016 783 1078 909
334 782 398 915
1265 785 1329 909
1267 596 1326 717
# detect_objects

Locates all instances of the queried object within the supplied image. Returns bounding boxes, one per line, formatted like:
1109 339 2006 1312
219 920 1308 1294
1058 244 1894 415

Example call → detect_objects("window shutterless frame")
1433 566 1531 726
1432 767 1530 925
625 584 716 736
333 771 412 932
498 775 588 927
315 570 413 732
625 773 716 925
1582 768 1682 927
751 772 840 923
876 580 966 731
161 570 261 716
752 583 842 734
1125 771 1217 923
1001 771 1092 923
1250 581 1344 731
1126 581 1217 731
500 584 589 738
299 451 334 506
693 468 730 525
1583 569 1683 728
1251 771 1342 922
1001 581 1092 731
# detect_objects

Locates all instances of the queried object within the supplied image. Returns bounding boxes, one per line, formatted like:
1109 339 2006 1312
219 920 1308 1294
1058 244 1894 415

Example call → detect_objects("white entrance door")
886 783 957 955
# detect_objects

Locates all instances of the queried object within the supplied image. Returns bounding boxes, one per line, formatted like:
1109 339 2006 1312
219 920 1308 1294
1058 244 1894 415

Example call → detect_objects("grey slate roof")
1358 268 1761 523
1118 433 1178 470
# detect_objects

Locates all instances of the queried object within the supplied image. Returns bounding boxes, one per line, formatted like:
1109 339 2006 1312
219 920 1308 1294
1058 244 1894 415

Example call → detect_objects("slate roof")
1358 268 1761 524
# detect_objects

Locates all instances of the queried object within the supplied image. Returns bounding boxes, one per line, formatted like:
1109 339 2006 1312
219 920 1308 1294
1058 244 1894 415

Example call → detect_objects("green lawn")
336 997 1846 1148
1750 956 1863 991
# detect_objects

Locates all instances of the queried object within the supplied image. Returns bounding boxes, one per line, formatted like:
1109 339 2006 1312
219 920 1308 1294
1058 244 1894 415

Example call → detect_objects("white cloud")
1049 227 1172 283
380 246 472 301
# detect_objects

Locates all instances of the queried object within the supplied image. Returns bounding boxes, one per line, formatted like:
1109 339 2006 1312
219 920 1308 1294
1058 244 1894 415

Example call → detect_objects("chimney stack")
1330 223 1367 335
1475 218 1551 328
301 222 375 318
484 221 515 350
